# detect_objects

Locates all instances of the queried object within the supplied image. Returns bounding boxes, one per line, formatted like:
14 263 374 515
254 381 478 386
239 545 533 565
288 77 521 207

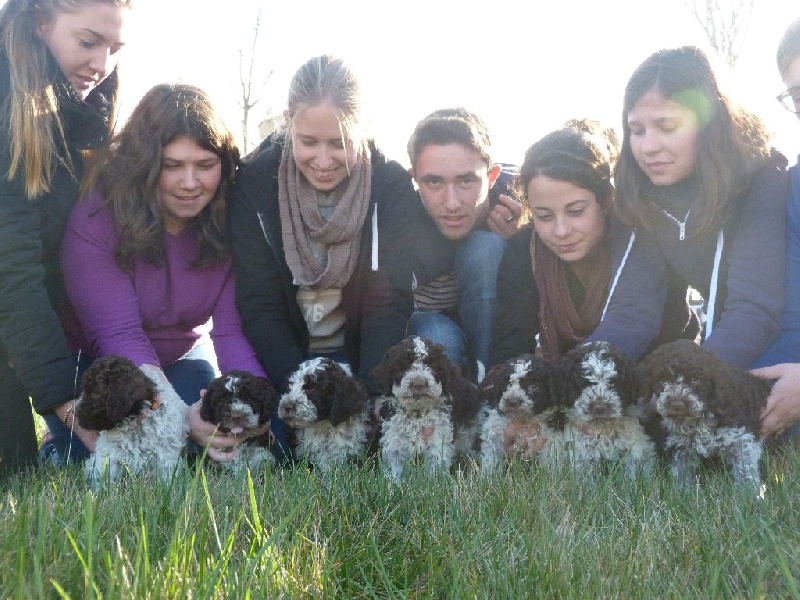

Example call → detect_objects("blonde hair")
285 54 367 156
0 0 130 199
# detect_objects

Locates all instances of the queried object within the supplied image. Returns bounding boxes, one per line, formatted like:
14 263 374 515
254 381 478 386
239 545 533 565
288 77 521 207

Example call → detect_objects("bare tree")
238 9 273 153
682 0 754 67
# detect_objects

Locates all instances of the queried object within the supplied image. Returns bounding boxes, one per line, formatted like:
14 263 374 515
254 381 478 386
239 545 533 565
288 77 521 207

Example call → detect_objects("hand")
57 400 99 453
186 393 267 463
486 194 522 239
751 363 800 438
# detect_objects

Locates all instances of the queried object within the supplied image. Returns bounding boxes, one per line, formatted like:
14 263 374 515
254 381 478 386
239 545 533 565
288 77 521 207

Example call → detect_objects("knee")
455 231 506 287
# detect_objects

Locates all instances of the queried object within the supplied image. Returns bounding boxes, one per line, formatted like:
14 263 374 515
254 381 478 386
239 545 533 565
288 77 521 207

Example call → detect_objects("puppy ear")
370 350 395 396
610 349 637 407
329 372 369 426
479 362 511 408
244 375 279 423
78 358 157 430
200 376 225 423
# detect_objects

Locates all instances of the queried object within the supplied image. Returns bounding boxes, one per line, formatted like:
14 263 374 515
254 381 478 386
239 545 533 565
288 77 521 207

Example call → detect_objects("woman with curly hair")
49 83 266 464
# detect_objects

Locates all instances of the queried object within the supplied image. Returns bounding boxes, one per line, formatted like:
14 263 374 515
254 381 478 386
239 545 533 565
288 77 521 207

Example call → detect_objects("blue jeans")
410 230 506 380
42 344 218 465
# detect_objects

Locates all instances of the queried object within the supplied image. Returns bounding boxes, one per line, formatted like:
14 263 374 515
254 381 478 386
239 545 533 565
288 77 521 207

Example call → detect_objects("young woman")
52 83 266 464
587 46 789 367
490 119 697 365
0 0 130 471
230 55 432 453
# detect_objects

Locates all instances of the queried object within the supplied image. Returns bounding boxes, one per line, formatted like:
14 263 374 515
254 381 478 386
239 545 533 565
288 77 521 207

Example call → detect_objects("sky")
14 0 800 166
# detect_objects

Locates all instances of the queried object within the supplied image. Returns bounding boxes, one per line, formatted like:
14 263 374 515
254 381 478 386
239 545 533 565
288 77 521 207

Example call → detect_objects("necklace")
661 208 691 241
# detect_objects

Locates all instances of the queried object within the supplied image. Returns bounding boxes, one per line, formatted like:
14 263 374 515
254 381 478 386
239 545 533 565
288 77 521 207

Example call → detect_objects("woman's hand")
186 392 269 462
56 400 98 452
751 363 800 438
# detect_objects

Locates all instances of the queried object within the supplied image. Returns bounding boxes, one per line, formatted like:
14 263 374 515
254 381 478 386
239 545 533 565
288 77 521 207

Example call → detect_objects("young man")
751 17 800 438
407 108 521 380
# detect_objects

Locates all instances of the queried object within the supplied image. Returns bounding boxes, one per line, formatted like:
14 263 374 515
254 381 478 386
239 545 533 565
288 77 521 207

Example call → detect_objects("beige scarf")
278 138 372 290
531 232 610 357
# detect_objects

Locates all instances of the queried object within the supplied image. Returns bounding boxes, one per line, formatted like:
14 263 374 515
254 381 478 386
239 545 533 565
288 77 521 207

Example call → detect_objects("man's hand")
486 194 523 239
751 363 800 438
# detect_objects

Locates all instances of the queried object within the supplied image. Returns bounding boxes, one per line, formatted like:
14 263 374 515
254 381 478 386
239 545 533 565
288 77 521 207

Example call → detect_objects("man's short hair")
777 17 800 77
407 108 493 169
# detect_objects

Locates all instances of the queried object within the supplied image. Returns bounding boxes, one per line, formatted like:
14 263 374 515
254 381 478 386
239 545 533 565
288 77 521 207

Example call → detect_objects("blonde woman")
0 0 130 470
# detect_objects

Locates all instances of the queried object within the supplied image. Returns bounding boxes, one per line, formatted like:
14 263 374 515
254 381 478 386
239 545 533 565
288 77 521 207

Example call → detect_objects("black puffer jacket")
230 133 442 394
0 53 115 413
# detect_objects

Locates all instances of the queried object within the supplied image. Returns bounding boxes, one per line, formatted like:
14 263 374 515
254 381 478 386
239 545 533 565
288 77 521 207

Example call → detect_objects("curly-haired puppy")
372 335 483 482
562 341 656 477
636 339 770 492
277 357 373 472
479 354 569 473
76 357 189 489
201 370 278 474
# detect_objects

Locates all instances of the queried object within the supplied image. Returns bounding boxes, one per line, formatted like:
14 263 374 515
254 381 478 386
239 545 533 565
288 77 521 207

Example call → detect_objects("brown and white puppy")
562 341 656 477
201 370 278 474
278 357 374 472
372 335 483 482
479 353 569 473
76 356 189 489
637 339 770 492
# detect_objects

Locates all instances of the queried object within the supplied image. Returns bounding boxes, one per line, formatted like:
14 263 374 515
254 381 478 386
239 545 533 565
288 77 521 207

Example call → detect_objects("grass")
3 446 800 599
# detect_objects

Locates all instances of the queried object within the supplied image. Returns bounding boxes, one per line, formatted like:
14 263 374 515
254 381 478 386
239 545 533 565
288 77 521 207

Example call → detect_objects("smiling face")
627 90 700 187
528 176 607 268
412 143 499 240
157 136 222 235
36 3 129 100
290 103 360 192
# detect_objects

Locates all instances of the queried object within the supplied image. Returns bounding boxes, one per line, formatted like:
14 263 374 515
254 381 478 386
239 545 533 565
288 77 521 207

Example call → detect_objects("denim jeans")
41 344 218 465
410 229 506 380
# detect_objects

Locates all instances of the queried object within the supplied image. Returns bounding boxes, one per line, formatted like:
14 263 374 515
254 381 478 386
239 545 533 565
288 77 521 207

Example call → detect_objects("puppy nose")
503 394 522 408
408 376 428 394
589 403 611 417
279 401 294 417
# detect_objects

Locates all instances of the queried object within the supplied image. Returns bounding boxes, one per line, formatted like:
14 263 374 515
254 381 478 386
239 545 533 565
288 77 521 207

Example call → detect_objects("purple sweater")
61 192 266 377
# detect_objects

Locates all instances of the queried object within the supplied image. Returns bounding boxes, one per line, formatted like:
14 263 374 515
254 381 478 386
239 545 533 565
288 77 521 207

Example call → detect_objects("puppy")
200 370 278 474
278 357 373 472
636 339 770 492
372 335 483 482
76 356 189 489
562 341 656 477
479 354 569 473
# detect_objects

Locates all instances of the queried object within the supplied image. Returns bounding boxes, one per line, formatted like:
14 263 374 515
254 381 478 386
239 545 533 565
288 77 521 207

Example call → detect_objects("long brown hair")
0 0 129 199
96 83 239 272
614 46 771 238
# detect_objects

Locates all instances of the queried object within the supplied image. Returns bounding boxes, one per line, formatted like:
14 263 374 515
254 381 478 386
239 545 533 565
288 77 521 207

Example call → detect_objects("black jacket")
491 221 700 366
230 133 437 394
0 53 114 413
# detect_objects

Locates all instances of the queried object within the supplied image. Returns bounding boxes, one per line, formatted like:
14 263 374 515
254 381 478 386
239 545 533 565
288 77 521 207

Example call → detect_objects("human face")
411 144 499 240
528 176 607 269
157 136 222 235
781 54 800 120
36 3 128 100
627 90 700 186
290 104 359 193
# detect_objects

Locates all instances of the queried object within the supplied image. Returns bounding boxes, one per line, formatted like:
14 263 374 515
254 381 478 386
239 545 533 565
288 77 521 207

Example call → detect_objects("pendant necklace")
662 208 691 241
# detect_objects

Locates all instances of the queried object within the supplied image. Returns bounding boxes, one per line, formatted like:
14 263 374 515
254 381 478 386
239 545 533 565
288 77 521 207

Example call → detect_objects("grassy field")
2 444 800 599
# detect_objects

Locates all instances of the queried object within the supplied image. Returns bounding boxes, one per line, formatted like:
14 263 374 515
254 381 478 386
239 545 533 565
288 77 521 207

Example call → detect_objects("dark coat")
491 219 700 367
0 53 115 413
229 133 438 394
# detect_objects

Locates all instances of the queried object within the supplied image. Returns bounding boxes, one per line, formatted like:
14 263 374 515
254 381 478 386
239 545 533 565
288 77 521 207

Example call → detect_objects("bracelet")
61 401 76 426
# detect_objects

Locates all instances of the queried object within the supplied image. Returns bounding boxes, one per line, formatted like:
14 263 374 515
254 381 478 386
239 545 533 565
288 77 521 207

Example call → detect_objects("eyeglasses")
777 87 800 114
